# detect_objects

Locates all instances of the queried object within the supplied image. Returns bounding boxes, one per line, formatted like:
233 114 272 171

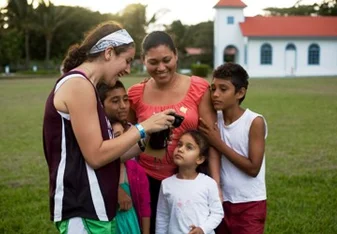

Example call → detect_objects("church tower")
213 0 246 68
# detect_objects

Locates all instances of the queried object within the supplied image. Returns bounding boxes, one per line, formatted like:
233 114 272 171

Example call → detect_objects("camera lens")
171 113 184 128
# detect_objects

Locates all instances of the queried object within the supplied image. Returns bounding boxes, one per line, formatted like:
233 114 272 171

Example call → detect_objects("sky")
1 0 322 26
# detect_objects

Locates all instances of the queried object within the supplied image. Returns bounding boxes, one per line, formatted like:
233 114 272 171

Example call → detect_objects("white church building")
213 0 337 77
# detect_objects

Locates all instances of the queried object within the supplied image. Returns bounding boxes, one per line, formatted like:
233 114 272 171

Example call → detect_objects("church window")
308 44 320 65
260 43 272 65
227 16 234 24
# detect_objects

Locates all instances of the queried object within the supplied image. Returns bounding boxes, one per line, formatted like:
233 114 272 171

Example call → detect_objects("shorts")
55 217 116 234
215 200 267 234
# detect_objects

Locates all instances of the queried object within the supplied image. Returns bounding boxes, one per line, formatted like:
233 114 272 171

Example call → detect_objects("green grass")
0 76 337 233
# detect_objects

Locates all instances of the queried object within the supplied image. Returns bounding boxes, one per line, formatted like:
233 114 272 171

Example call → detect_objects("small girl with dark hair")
156 130 223 234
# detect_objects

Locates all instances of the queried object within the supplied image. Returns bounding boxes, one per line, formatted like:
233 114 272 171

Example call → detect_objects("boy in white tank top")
199 63 268 234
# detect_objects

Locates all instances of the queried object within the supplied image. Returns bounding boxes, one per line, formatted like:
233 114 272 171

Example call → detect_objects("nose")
212 89 219 98
120 100 126 109
157 62 165 71
125 64 131 74
177 145 184 152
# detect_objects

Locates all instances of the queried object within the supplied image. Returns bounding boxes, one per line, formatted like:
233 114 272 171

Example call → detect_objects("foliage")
191 63 210 77
165 20 214 68
1 1 168 69
166 20 187 53
5 0 36 68
119 4 147 58
0 28 23 66
2 0 335 71
34 0 72 68
264 0 337 16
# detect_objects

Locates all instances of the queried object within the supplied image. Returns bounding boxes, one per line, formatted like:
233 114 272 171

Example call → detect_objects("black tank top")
43 71 120 221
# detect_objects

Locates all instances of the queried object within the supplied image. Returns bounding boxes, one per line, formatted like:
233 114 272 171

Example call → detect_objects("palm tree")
34 1 71 68
6 0 36 69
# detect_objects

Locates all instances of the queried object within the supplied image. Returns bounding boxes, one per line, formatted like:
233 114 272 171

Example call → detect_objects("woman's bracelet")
135 123 146 139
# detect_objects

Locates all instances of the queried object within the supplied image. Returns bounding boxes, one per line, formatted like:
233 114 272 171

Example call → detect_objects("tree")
264 5 318 16
119 4 147 58
318 0 337 15
264 0 337 16
165 20 187 52
34 1 72 68
120 4 168 58
5 0 36 69
0 28 23 68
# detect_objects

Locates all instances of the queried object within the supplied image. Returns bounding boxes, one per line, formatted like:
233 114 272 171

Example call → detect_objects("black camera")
149 113 185 150
170 113 184 128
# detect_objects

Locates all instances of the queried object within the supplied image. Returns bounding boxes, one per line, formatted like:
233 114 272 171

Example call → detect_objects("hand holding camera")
139 109 176 134
149 113 185 150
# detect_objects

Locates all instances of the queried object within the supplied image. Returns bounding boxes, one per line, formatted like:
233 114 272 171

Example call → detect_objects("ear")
104 47 114 60
236 87 246 100
196 155 206 165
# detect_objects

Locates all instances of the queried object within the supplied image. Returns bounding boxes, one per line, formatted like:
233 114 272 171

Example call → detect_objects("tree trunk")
45 35 52 69
24 30 30 70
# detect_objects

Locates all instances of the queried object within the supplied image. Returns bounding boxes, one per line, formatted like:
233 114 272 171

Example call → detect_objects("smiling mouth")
156 72 168 77
118 112 127 116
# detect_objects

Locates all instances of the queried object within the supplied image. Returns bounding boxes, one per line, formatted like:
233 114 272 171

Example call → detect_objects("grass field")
0 76 337 234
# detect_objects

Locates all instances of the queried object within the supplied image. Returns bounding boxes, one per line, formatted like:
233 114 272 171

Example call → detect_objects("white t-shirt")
156 173 224 234
218 109 268 203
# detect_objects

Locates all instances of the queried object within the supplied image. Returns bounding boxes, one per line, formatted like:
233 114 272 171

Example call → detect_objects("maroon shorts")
215 200 267 234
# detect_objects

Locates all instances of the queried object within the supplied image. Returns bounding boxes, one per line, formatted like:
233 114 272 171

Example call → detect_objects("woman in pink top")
128 31 220 234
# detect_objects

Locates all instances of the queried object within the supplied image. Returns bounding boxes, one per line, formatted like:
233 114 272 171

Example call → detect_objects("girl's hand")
198 118 222 147
189 225 204 234
140 109 175 134
118 186 132 211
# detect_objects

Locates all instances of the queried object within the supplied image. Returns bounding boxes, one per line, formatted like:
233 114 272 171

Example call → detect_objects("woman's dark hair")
141 31 176 57
97 80 126 104
182 130 210 175
213 62 249 104
62 21 134 73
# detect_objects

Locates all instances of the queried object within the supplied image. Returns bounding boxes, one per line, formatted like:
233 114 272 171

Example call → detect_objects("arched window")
286 43 296 51
260 43 272 65
308 44 320 65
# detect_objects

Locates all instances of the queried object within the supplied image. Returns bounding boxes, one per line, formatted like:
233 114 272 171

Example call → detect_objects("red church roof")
214 0 246 8
240 16 337 37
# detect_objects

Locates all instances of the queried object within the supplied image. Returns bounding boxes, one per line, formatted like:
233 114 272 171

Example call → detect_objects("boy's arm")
200 117 266 177
199 179 224 234
156 185 169 234
208 147 222 199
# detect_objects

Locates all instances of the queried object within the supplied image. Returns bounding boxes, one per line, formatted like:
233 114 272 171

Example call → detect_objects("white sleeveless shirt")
217 109 268 203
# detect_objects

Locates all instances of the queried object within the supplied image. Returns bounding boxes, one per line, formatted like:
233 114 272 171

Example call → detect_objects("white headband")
88 29 134 54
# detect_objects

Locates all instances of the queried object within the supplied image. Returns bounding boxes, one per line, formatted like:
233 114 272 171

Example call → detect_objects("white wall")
246 38 337 77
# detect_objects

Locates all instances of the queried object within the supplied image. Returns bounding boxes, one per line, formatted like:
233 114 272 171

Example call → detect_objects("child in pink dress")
113 121 151 234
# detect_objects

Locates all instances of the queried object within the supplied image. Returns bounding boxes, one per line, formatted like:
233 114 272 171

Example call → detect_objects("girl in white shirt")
156 130 223 234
